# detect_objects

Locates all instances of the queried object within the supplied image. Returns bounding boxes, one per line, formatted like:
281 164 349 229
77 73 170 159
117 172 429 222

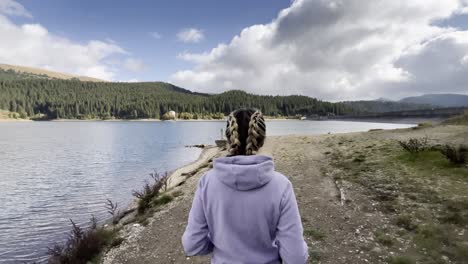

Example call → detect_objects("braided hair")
225 108 266 156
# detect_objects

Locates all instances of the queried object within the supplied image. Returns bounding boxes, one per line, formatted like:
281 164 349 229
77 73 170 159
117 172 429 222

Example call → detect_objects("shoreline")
102 124 468 264
108 145 222 226
102 145 223 263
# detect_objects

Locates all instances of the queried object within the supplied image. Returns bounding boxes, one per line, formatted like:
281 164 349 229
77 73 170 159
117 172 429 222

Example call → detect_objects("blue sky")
14 0 290 82
1 0 468 100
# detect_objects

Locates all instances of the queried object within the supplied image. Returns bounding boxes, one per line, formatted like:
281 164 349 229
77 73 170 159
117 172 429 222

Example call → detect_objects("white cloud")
171 0 468 100
123 58 146 72
0 0 32 18
150 31 162 39
0 0 144 81
177 28 204 43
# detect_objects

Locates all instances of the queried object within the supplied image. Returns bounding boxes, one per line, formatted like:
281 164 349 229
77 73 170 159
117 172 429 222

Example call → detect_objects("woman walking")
182 108 308 264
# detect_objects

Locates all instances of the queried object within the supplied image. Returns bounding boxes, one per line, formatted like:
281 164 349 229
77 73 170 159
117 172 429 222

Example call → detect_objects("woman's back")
182 109 308 264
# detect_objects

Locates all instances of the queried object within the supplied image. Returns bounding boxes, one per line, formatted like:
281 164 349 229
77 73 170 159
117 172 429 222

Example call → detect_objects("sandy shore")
102 124 468 264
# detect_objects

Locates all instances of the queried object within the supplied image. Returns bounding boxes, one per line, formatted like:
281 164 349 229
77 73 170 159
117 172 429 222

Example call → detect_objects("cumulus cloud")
177 28 204 43
171 0 468 100
0 0 143 80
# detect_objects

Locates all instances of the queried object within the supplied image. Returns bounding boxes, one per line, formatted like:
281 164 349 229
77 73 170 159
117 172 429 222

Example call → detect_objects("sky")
0 0 468 101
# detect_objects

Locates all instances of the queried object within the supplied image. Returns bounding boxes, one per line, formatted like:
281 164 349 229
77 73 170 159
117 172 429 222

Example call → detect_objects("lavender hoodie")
182 155 308 264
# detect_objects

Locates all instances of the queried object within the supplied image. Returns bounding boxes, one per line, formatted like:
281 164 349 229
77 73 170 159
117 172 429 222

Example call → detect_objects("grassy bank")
327 129 468 263
442 111 468 126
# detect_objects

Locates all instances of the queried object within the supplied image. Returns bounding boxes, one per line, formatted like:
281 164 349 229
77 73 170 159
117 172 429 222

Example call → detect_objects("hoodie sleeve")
276 182 308 264
182 176 214 256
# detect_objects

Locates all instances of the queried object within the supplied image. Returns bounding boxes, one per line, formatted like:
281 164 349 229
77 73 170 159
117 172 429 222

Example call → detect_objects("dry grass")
442 111 468 126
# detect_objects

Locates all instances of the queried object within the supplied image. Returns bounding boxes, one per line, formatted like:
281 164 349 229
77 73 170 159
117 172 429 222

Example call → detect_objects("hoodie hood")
213 155 275 191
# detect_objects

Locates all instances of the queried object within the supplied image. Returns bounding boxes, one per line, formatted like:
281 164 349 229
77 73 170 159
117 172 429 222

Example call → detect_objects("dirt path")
102 125 468 264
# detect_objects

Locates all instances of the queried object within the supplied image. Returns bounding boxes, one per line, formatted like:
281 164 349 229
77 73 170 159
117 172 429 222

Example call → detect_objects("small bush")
104 199 120 224
398 137 429 153
48 217 116 264
439 144 467 165
132 172 168 215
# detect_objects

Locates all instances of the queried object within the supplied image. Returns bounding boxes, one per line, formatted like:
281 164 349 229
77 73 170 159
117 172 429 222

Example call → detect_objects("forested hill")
0 67 429 120
0 78 351 119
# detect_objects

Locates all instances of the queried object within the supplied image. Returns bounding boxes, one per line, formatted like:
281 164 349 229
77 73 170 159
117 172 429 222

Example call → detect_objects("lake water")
0 120 414 263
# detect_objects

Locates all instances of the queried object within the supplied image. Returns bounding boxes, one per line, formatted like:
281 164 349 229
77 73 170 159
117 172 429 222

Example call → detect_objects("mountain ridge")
0 63 105 82
399 93 468 107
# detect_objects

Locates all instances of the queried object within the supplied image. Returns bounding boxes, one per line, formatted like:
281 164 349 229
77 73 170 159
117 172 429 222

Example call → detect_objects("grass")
395 214 417 231
303 228 326 240
154 194 174 206
397 150 468 179
441 112 468 126
375 231 394 247
388 256 415 264
309 250 322 262
327 134 468 263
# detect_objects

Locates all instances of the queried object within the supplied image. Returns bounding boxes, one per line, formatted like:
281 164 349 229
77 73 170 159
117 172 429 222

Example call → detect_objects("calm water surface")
0 120 414 263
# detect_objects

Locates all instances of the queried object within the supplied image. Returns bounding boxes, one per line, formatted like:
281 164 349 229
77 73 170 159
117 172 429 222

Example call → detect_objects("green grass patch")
309 250 322 262
388 256 416 264
397 150 468 179
303 228 325 240
154 194 174 206
395 214 418 231
375 231 394 247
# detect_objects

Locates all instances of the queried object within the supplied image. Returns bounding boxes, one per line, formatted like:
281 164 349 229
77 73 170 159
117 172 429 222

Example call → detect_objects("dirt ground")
102 124 468 264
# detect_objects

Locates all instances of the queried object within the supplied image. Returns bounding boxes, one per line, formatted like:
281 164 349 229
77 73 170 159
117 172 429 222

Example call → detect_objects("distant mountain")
340 100 430 114
399 94 468 107
0 64 104 82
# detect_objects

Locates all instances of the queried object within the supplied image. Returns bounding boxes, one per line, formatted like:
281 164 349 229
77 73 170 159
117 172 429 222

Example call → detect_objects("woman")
182 108 308 264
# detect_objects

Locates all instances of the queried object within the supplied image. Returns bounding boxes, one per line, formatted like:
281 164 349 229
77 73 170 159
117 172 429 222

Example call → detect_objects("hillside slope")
399 93 468 107
0 64 104 82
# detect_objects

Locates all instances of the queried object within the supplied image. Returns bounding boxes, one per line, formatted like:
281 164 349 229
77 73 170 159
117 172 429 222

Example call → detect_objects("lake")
0 120 414 263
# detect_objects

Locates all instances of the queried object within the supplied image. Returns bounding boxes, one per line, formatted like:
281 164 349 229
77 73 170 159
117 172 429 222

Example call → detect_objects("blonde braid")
246 111 265 155
226 112 241 156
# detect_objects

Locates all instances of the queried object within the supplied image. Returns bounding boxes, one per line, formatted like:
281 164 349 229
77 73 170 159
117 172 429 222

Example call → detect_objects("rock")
371 247 382 254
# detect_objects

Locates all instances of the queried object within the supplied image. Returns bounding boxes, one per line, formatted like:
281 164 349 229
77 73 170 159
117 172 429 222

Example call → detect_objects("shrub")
132 172 168 214
48 217 116 264
439 144 467 165
104 199 120 224
398 137 429 153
